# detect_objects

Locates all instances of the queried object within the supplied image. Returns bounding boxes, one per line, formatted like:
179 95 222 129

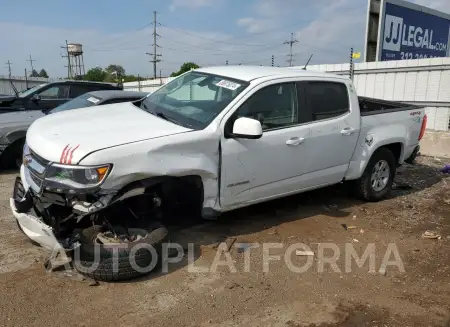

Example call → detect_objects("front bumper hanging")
10 176 61 251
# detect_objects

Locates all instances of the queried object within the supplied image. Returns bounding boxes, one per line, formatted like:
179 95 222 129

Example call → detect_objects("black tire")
0 139 25 170
354 147 396 202
73 222 169 282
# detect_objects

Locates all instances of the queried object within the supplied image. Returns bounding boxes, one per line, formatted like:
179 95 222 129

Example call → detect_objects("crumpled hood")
26 102 193 164
0 110 44 128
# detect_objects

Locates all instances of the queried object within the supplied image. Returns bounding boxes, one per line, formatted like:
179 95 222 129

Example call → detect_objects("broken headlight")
44 163 111 190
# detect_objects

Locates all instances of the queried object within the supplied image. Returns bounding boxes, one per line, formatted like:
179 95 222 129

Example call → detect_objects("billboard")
364 0 450 62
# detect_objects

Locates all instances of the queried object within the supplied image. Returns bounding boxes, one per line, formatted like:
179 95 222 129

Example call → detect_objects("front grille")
23 144 50 193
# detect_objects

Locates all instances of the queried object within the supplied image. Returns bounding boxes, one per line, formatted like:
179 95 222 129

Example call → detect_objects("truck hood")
0 110 44 128
26 102 193 164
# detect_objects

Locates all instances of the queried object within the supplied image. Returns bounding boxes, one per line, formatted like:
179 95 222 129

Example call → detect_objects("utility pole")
146 11 162 79
271 55 274 67
349 47 354 81
5 60 12 77
284 32 298 67
27 55 36 73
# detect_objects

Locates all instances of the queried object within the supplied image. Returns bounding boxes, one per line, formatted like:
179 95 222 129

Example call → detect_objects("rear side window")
306 82 349 121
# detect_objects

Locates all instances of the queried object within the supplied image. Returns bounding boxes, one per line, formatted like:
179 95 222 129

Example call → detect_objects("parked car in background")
0 90 148 169
0 80 122 113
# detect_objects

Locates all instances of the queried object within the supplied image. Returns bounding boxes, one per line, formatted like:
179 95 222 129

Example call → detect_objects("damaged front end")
10 144 162 251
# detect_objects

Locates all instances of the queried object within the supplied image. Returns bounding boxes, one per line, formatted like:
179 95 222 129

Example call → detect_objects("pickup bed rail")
359 96 421 116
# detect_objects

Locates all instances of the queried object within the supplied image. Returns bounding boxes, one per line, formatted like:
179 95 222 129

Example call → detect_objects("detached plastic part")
440 165 450 174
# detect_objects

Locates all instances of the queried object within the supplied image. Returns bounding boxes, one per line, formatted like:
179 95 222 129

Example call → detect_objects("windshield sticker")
216 80 241 91
87 97 100 104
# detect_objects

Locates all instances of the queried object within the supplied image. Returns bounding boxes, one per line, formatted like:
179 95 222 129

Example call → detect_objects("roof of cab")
194 65 345 82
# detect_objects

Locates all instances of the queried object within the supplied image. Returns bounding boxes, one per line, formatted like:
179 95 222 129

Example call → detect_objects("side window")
38 85 70 99
70 85 91 98
306 82 349 121
233 83 298 131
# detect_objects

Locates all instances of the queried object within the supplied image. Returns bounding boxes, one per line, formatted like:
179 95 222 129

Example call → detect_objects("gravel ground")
0 156 449 327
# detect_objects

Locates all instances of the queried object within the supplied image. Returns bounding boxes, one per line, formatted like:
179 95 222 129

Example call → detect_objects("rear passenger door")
300 80 360 188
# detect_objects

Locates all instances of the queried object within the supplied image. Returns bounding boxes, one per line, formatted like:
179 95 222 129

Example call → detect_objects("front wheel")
355 148 396 202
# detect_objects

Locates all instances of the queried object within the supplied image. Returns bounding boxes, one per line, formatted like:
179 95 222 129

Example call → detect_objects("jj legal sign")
378 0 450 61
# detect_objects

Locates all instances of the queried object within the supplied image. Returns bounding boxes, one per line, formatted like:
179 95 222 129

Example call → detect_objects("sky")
1 0 450 78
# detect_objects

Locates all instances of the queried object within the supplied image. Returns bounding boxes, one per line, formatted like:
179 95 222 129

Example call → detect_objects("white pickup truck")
11 66 426 281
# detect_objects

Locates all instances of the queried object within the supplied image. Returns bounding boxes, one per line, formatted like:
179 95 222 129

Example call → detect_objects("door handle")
286 137 305 146
340 127 355 136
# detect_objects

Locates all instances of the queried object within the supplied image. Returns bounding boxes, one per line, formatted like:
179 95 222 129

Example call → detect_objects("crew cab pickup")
10 66 426 281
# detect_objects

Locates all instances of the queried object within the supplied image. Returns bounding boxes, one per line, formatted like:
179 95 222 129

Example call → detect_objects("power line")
159 23 269 47
284 32 298 67
84 22 152 49
146 11 162 79
27 55 36 73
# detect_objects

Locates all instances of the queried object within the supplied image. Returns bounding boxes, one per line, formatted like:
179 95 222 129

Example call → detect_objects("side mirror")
31 94 41 102
231 117 263 139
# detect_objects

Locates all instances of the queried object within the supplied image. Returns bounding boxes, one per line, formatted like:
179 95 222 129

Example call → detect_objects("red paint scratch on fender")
67 145 80 164
60 144 70 163
60 144 80 164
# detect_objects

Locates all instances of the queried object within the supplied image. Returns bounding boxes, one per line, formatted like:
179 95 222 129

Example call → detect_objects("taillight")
418 114 427 141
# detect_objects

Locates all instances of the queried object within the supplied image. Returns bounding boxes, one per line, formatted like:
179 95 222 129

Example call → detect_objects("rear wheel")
355 147 396 202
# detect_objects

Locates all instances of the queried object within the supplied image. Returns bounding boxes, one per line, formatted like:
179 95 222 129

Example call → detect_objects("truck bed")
358 97 421 116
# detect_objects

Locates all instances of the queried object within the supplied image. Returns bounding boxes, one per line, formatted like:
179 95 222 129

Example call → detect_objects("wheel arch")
345 140 404 180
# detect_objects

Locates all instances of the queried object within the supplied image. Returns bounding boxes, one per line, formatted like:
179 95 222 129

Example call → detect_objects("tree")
170 62 200 77
30 69 39 77
84 67 107 82
105 64 126 82
38 69 49 78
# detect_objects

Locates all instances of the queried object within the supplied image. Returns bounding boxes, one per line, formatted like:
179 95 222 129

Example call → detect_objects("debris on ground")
440 164 450 174
341 224 357 231
88 280 100 287
352 239 359 243
295 250 314 256
360 229 365 234
444 199 450 205
422 231 442 240
379 264 387 276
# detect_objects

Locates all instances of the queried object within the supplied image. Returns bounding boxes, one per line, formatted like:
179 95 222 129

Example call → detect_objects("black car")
48 90 149 114
0 80 122 113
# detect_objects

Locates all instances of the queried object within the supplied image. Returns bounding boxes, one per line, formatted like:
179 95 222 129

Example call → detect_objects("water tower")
67 43 85 79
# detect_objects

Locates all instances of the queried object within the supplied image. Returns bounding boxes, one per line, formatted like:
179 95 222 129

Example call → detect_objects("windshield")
140 71 248 129
18 84 47 98
48 93 101 114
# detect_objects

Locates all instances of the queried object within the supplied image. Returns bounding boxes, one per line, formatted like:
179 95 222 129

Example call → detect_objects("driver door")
220 81 310 210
